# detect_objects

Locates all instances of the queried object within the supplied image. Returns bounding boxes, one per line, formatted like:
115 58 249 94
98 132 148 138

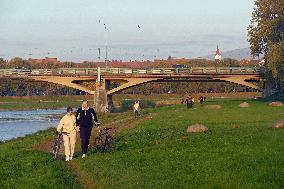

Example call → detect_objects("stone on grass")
270 120 284 129
187 124 208 133
204 105 221 109
239 102 249 108
269 101 283 107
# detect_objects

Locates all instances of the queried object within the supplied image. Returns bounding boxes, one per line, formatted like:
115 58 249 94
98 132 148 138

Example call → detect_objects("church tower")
215 45 222 62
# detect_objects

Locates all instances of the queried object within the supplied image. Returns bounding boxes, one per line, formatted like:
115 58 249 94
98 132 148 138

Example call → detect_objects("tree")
8 57 33 69
248 0 284 95
0 58 7 68
62 61 75 68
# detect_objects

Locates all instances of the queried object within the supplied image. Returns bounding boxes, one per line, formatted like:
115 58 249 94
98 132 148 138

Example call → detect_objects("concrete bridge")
0 67 265 112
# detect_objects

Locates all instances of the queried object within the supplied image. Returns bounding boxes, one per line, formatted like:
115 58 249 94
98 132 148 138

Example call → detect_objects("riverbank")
0 92 261 110
1 98 284 188
0 95 93 111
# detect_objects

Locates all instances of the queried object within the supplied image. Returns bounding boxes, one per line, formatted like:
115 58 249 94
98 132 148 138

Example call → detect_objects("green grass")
0 93 262 111
0 129 82 189
74 99 284 189
1 99 284 188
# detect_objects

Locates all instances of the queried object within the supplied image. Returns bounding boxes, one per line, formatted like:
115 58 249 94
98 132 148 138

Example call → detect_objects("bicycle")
134 109 141 118
94 127 116 152
52 131 67 159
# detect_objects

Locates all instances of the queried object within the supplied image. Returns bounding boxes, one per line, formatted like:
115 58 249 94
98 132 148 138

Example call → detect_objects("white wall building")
215 46 222 61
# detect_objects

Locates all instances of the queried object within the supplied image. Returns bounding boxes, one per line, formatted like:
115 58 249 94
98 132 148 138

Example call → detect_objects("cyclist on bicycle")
56 107 77 161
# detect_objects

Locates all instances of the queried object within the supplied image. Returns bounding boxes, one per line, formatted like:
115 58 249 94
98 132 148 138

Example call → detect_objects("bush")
119 99 156 112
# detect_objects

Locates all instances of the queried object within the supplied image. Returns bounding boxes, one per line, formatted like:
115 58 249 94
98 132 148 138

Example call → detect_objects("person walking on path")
133 100 141 118
57 107 77 161
185 96 193 109
75 100 99 158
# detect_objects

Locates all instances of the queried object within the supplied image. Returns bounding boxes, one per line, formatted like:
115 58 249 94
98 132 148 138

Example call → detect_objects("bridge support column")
107 95 114 112
94 79 108 113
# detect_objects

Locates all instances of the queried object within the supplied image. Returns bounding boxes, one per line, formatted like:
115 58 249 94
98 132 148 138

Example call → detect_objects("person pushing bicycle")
75 100 99 159
56 107 77 161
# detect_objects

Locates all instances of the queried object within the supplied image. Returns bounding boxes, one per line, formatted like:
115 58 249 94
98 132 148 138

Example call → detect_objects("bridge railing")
0 67 264 76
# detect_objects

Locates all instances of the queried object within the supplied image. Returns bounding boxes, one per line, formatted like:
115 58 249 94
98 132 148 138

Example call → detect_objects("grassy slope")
74 99 284 189
1 99 284 188
0 129 82 189
0 93 261 110
0 112 131 189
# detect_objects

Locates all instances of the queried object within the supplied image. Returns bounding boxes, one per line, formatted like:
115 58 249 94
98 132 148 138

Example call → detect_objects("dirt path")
35 112 157 189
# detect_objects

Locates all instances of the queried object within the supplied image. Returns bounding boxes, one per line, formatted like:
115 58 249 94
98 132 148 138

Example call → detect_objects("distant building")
215 46 222 62
28 57 60 64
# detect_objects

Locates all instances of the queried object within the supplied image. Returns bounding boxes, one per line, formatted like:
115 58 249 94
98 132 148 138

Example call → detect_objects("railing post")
216 67 220 74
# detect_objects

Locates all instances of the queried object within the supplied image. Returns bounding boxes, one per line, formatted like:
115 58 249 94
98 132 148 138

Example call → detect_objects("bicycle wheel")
94 136 104 152
134 110 138 118
104 136 114 151
52 138 60 159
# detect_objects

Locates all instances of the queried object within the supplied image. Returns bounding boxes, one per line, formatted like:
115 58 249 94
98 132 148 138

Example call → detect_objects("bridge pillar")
107 95 114 112
94 79 108 113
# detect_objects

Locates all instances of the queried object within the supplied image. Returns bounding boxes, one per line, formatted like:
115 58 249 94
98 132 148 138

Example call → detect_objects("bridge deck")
0 67 264 77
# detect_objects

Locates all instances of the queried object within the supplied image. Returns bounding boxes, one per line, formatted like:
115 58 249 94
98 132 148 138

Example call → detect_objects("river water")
0 109 65 141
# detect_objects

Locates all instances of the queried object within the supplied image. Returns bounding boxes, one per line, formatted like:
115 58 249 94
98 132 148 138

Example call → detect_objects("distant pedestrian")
185 96 193 109
75 100 99 158
57 107 76 161
133 100 141 118
199 96 206 106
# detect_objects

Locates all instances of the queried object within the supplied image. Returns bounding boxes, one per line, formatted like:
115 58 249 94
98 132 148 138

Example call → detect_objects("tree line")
0 56 258 70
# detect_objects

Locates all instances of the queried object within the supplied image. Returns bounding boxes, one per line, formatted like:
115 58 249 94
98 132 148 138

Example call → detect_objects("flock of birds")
22 19 154 61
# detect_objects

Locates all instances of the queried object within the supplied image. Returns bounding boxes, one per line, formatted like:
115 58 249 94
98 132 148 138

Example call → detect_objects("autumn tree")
8 57 33 69
0 58 7 68
248 0 284 95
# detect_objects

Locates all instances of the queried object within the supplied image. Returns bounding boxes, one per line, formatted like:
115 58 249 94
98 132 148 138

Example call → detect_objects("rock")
270 120 284 129
187 124 208 133
239 102 249 108
204 105 221 109
269 101 283 107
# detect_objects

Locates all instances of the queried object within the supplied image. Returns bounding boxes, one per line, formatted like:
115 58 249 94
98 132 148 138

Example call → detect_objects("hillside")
201 47 263 60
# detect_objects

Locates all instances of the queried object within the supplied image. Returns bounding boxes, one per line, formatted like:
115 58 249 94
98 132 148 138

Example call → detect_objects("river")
0 109 65 141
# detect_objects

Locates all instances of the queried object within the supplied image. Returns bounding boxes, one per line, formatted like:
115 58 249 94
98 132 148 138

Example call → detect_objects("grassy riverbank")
1 98 284 188
0 92 260 110
0 129 82 189
0 95 93 110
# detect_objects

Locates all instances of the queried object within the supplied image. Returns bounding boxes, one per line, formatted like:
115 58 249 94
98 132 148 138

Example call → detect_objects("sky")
0 0 255 62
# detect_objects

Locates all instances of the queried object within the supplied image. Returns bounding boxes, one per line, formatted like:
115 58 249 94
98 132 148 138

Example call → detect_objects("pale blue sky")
0 0 254 62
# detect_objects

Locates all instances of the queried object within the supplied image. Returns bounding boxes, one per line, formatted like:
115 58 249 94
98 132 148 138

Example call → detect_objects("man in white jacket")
57 107 77 161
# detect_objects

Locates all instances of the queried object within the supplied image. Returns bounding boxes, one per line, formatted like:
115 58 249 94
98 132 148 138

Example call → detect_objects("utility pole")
97 67 101 86
105 46 108 68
